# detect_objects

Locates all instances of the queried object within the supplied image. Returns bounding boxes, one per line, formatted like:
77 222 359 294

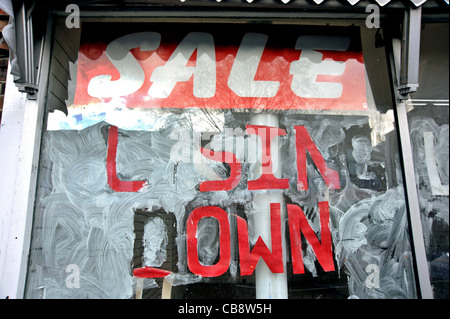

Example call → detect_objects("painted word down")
186 202 335 277
134 201 335 279
108 124 341 278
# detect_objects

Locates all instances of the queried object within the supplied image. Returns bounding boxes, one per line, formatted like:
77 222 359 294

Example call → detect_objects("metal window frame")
383 6 434 299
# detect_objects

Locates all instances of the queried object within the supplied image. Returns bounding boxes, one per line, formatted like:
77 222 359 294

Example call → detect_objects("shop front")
0 0 448 299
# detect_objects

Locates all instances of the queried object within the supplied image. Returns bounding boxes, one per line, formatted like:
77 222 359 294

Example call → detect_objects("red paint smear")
133 267 172 278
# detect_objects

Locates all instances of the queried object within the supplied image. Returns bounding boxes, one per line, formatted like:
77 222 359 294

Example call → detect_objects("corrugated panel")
124 0 449 6
44 0 450 8
279 0 448 6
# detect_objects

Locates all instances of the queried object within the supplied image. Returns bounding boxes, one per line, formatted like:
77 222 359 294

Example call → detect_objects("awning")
264 0 449 5
191 0 448 5
41 0 450 7
65 0 450 8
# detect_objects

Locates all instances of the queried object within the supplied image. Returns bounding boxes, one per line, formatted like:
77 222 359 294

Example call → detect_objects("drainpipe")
249 113 288 299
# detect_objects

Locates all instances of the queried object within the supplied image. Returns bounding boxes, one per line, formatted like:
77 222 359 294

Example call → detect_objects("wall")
0 8 9 123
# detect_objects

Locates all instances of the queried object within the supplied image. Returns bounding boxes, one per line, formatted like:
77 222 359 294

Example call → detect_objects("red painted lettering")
294 125 340 191
246 125 289 190
107 126 146 192
199 147 242 192
236 203 284 276
287 201 335 274
186 206 231 277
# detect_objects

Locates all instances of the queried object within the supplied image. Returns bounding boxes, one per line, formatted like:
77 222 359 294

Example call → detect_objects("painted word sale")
74 30 367 110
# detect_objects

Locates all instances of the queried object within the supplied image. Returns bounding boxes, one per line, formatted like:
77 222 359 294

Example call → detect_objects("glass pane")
408 22 449 299
25 23 418 299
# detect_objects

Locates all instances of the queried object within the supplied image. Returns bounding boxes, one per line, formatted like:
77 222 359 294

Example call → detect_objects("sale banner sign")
71 24 367 112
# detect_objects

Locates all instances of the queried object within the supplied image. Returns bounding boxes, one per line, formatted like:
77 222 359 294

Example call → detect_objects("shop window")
25 21 419 299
